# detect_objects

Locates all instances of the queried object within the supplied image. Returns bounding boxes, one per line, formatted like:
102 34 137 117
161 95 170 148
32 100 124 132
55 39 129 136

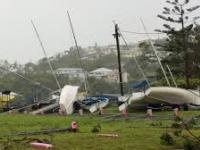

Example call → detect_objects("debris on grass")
30 142 53 149
96 133 119 138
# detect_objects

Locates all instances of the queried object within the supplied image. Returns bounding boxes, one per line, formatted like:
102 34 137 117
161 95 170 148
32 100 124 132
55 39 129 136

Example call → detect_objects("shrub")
171 122 182 128
173 130 182 137
160 132 174 145
183 138 200 150
91 124 101 133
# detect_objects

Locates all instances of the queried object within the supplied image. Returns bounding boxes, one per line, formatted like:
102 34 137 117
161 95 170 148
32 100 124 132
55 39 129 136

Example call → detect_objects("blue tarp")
129 80 149 90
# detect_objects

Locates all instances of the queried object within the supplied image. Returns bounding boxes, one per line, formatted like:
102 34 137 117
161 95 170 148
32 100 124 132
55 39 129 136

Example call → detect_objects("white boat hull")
145 87 200 105
84 99 109 113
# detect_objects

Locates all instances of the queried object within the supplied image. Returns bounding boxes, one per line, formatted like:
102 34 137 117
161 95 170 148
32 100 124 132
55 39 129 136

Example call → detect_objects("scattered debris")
3 128 70 137
30 142 53 149
147 108 153 119
69 121 78 132
96 133 119 138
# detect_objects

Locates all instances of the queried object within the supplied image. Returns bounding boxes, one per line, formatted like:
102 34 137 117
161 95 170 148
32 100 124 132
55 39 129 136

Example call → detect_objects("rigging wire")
0 65 53 92
118 27 151 87
31 20 61 91
67 11 90 95
166 64 178 88
140 18 171 87
121 30 164 35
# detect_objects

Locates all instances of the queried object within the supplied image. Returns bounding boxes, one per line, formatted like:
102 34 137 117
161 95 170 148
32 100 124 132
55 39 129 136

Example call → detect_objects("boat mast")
31 20 61 91
67 11 89 95
140 19 171 87
113 24 124 96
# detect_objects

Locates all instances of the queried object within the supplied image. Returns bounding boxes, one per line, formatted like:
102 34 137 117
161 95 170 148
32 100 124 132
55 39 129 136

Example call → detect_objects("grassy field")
0 110 200 150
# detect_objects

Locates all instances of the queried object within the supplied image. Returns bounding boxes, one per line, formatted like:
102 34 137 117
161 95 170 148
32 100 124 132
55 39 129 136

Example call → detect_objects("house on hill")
89 68 128 83
89 68 113 79
55 68 85 81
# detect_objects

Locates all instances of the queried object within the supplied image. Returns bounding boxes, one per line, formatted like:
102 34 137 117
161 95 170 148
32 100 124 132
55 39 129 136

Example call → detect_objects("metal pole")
67 11 89 95
140 19 171 87
31 20 61 91
166 64 177 87
114 24 124 96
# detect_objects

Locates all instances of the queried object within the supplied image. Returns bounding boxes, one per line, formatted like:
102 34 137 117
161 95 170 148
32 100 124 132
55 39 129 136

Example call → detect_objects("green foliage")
150 121 163 127
124 41 159 82
157 0 200 88
173 129 182 137
183 138 200 150
91 124 101 133
176 78 200 89
0 51 123 100
160 132 174 145
155 73 200 89
171 122 182 128
171 116 183 128
88 78 121 95
0 113 178 150
186 118 197 129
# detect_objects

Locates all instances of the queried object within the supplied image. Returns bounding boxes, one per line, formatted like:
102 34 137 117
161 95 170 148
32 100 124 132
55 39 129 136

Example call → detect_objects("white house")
89 68 128 83
89 68 113 78
55 68 86 80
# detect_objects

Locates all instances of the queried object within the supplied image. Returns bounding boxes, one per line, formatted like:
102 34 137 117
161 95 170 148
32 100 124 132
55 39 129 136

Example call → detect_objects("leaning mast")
67 11 89 95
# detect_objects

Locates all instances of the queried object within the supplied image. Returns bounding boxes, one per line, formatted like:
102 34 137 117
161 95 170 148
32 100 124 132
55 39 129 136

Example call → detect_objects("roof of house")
90 68 113 73
56 68 83 71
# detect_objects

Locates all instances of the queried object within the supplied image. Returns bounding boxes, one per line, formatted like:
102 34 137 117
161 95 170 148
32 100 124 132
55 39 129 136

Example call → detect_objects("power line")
121 30 165 35
118 27 151 87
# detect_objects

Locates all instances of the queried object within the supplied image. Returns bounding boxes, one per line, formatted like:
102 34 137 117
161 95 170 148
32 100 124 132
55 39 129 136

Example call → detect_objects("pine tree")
156 0 200 88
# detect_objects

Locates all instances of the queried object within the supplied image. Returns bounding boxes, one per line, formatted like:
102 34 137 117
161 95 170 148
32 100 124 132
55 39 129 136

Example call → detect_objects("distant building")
55 68 86 80
89 68 128 83
89 68 113 79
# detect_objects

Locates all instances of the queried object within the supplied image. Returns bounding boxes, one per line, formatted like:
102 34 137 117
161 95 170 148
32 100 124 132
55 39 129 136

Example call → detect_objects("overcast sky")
0 0 199 64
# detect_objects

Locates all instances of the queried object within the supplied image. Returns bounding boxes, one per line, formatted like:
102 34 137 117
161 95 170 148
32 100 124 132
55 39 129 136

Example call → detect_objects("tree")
156 0 200 88
124 41 159 82
191 24 200 78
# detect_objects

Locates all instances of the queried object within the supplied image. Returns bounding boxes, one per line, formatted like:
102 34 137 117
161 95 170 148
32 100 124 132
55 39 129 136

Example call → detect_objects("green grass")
0 110 200 150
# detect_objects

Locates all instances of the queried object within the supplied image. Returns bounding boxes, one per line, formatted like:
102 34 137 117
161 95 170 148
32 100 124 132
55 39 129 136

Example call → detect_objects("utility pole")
113 24 124 96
